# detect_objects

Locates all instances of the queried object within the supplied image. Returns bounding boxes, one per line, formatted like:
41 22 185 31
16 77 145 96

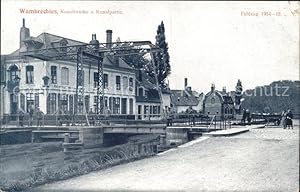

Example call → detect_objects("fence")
0 113 238 129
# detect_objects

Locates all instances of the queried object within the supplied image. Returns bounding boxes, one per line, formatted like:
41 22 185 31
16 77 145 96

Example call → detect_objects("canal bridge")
1 114 234 147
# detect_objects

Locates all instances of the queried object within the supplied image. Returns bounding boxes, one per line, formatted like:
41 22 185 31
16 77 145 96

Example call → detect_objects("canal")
31 126 299 192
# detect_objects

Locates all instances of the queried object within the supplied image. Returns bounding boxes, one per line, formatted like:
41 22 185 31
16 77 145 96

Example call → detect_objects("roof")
9 32 133 71
136 70 157 90
135 70 161 103
10 32 86 56
171 89 200 106
203 90 234 105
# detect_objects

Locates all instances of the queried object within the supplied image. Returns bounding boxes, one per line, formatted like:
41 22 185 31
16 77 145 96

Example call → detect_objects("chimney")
89 34 99 49
222 86 227 94
186 86 192 92
20 18 30 48
211 83 215 92
106 29 112 48
184 78 188 88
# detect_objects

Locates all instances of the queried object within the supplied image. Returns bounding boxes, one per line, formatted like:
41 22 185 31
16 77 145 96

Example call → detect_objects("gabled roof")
10 32 86 56
204 90 234 105
171 89 200 106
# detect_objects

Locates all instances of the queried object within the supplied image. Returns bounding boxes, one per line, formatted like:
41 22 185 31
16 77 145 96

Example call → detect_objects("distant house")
203 84 234 119
171 78 204 113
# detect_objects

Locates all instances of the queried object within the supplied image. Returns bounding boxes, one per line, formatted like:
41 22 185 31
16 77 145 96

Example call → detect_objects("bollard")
63 133 70 153
64 133 70 143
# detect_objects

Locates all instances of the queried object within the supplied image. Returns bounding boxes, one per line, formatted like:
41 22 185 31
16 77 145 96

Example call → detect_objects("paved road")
33 126 299 192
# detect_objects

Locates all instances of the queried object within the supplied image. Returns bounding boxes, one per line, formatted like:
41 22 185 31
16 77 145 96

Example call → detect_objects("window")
129 77 133 87
114 97 120 114
104 74 108 89
78 96 84 113
85 96 90 113
144 105 149 118
69 95 73 114
51 66 57 84
20 93 25 111
9 65 19 82
109 97 113 113
26 66 34 84
150 106 153 117
61 67 69 85
93 72 99 88
60 39 67 52
47 93 57 114
138 87 143 97
60 94 68 113
129 99 133 114
35 93 39 110
123 76 128 89
211 97 215 104
129 77 133 91
145 90 149 98
121 98 127 114
104 97 108 108
153 106 158 115
116 76 121 90
26 93 34 112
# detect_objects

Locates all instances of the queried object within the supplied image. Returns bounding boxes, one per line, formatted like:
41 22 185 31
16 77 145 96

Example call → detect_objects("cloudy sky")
1 1 299 93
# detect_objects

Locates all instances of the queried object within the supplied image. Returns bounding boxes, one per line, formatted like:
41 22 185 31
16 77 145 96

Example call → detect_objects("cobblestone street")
33 125 299 192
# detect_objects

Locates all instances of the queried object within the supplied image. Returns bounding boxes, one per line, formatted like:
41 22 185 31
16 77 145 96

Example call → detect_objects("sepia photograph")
0 1 299 192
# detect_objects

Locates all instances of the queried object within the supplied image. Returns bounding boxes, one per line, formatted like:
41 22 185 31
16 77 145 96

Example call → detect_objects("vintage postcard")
0 1 299 192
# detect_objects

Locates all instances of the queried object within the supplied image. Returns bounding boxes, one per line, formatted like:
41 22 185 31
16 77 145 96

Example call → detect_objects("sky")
1 1 299 93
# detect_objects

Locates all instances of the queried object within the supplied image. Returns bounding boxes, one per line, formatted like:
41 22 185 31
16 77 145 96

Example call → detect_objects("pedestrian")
28 105 34 126
241 109 246 124
37 107 44 126
88 108 95 126
167 108 173 126
286 109 293 129
280 110 287 129
18 109 24 127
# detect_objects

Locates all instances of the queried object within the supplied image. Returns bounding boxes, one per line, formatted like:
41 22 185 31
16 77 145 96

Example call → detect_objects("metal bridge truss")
20 41 161 118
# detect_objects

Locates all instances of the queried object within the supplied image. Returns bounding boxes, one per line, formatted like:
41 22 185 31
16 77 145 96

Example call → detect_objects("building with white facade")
1 19 136 119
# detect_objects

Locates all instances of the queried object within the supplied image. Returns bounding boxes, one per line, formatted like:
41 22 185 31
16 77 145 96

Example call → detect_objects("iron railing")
0 113 234 130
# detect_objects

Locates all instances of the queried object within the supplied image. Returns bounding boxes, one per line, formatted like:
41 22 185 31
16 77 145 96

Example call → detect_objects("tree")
150 21 171 88
235 79 243 105
234 79 243 114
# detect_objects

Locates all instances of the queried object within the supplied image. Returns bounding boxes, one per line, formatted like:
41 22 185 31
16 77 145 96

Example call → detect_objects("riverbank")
0 134 159 192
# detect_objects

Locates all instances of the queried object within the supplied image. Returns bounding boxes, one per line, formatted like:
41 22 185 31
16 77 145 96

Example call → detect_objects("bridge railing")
0 113 252 129
0 114 166 128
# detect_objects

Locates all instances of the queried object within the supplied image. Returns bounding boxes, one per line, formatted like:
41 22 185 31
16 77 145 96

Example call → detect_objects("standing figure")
18 109 24 127
28 105 34 126
241 109 246 124
167 108 173 126
37 108 44 127
280 110 287 129
246 109 251 124
286 110 293 129
88 108 95 126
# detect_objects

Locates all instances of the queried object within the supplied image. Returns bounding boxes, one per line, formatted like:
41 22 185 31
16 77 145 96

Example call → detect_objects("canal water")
31 127 299 192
